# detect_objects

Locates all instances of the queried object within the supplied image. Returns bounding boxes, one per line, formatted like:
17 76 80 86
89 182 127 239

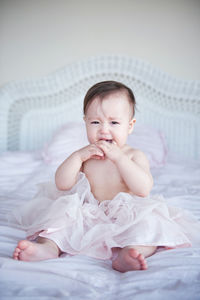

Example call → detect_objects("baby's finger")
89 146 104 157
96 141 111 152
92 154 105 160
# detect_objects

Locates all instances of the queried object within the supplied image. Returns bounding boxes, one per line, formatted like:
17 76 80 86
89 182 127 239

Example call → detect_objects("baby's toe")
141 261 148 270
138 253 144 261
140 259 148 270
137 253 148 270
13 247 21 258
18 240 28 250
13 252 19 259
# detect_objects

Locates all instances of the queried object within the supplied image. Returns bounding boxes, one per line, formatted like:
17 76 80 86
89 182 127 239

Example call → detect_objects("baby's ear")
128 118 136 134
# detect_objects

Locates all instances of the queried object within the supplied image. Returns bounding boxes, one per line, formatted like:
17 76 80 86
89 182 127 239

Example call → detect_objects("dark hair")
83 81 136 117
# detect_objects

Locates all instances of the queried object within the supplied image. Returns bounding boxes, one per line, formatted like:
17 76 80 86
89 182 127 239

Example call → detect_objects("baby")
13 81 200 272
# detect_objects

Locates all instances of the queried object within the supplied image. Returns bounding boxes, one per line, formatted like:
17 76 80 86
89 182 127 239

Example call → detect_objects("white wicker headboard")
0 55 199 159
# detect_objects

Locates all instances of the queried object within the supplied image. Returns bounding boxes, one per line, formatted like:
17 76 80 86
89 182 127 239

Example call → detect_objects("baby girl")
13 81 200 272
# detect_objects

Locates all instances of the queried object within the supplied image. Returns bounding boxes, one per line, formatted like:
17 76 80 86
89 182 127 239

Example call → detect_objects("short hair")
83 81 136 117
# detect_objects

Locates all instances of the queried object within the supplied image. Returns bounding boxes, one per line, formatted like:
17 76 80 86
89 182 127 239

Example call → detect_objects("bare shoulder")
124 145 150 171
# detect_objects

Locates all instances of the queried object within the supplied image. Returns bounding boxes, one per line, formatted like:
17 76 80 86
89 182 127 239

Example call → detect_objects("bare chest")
83 158 129 201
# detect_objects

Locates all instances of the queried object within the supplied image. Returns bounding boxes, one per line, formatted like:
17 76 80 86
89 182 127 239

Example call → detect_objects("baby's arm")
96 141 153 197
55 144 104 190
116 149 153 197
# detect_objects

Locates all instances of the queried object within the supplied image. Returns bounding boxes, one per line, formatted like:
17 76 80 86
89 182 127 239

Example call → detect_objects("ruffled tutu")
12 173 200 260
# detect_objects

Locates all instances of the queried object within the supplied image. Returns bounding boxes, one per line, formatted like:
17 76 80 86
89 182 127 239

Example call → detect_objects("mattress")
0 123 200 299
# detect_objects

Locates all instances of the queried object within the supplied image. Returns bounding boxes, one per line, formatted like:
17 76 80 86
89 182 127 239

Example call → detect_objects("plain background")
0 0 200 87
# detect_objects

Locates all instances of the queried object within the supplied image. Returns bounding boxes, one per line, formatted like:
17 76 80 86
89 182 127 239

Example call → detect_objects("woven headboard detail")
0 56 199 159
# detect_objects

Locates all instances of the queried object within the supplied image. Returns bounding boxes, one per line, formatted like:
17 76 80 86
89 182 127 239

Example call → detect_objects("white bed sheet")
0 152 200 300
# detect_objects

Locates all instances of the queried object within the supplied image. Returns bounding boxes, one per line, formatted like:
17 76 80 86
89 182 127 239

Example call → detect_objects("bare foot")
112 247 148 272
13 240 59 262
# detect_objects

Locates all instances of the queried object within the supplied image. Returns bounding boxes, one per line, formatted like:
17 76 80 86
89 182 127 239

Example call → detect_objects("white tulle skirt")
12 173 200 259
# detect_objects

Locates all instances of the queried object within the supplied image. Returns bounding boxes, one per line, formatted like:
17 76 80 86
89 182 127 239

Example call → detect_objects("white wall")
0 0 200 86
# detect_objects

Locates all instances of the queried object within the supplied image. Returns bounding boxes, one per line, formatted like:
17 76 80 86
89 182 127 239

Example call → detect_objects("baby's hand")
76 144 104 162
95 140 123 162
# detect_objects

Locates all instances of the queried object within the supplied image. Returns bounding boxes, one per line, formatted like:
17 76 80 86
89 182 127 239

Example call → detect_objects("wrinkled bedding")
0 140 200 299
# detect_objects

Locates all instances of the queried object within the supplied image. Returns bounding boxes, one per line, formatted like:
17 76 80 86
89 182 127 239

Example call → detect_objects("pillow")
127 125 168 168
41 122 87 165
41 122 167 168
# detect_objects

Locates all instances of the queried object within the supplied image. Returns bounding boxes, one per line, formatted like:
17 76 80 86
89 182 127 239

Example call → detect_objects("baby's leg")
112 245 156 272
13 237 61 261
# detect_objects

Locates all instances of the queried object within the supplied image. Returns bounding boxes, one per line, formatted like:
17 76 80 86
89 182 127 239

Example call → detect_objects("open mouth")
100 139 113 143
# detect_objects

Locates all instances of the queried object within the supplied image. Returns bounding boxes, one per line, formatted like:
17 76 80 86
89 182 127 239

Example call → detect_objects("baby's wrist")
112 151 124 164
76 149 91 163
73 151 84 163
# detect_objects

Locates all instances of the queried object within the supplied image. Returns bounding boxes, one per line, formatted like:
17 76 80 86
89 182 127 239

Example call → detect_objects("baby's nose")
100 123 109 133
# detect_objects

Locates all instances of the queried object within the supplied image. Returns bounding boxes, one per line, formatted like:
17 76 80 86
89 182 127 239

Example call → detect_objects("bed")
0 55 200 299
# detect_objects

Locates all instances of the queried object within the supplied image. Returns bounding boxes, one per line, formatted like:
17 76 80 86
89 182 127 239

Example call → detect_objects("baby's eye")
91 121 99 124
111 121 119 125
